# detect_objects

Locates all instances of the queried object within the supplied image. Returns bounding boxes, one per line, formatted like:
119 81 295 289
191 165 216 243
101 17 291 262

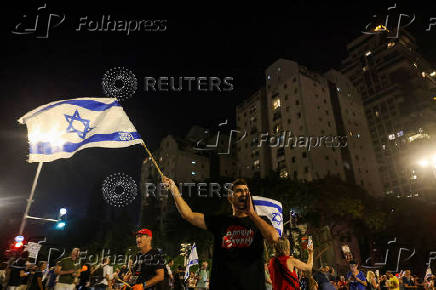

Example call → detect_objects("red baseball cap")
135 228 152 237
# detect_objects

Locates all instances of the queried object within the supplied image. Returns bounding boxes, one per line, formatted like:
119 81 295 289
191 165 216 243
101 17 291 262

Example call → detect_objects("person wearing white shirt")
97 257 113 290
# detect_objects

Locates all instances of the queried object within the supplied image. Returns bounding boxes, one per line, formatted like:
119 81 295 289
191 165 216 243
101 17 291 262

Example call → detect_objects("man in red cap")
127 228 164 290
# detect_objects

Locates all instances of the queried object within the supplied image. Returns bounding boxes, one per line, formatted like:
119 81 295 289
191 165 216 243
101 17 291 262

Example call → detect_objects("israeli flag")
184 243 199 281
18 98 143 162
253 196 283 237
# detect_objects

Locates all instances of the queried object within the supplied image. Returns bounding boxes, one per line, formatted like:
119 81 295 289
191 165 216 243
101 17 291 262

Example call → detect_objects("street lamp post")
19 162 44 235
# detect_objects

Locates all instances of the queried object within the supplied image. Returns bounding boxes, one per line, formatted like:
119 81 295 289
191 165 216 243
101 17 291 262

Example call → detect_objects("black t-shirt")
128 249 164 290
8 258 27 286
29 271 43 290
204 214 271 290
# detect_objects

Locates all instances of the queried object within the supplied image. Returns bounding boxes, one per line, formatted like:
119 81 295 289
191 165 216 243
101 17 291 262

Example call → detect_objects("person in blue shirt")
346 261 367 290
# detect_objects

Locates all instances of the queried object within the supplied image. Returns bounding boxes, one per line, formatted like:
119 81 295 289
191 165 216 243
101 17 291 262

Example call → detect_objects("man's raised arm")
162 176 207 230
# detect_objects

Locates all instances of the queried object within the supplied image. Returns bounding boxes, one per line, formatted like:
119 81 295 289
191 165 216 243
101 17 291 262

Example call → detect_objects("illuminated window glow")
273 98 281 110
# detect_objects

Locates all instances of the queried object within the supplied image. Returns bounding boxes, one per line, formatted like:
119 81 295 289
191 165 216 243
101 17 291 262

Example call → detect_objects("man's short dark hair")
231 178 248 187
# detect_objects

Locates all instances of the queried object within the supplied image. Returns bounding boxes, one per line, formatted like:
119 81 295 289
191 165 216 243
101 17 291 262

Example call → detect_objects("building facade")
235 58 383 195
236 88 272 178
341 29 436 198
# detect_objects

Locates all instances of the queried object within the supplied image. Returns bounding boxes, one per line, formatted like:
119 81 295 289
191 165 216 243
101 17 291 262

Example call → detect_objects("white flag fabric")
425 267 432 280
18 97 143 162
184 243 199 281
252 196 283 237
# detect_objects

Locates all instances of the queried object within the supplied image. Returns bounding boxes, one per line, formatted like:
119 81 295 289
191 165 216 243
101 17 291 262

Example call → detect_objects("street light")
55 221 66 229
418 159 429 168
55 208 67 230
59 208 67 216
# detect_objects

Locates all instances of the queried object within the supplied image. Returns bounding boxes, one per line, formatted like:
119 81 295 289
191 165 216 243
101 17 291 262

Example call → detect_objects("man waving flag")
18 97 143 162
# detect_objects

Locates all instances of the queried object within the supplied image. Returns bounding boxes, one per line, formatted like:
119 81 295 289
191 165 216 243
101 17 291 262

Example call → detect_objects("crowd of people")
0 248 209 290
294 263 435 290
1 177 434 290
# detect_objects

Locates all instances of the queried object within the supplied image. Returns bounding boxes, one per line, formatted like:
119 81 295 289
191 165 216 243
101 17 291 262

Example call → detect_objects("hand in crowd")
307 243 314 253
132 284 143 290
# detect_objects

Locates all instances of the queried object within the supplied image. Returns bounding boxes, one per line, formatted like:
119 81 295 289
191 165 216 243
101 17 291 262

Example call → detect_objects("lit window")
375 111 380 117
192 171 196 175
422 72 426 78
430 71 436 77
388 134 395 140
273 98 281 110
387 42 396 48
382 144 386 150
192 161 196 164
254 160 260 167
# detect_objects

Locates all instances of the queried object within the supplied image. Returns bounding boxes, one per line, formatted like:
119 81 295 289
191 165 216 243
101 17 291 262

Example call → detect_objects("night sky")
0 1 435 244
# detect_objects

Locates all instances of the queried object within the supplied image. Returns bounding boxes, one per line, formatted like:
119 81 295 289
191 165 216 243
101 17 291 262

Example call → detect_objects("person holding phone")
386 271 400 290
346 261 367 290
162 177 279 290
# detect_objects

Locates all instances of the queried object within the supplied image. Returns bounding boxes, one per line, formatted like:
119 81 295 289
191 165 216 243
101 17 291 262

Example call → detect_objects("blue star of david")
64 110 93 139
272 212 282 223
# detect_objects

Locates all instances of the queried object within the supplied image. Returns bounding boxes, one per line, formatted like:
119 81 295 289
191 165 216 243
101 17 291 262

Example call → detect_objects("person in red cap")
162 176 279 290
126 228 164 290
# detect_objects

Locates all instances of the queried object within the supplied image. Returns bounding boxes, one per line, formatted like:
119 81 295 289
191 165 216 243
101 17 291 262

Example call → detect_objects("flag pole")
141 142 164 179
19 162 44 235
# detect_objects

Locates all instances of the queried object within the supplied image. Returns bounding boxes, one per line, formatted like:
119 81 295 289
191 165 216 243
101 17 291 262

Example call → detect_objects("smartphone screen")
308 236 313 247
